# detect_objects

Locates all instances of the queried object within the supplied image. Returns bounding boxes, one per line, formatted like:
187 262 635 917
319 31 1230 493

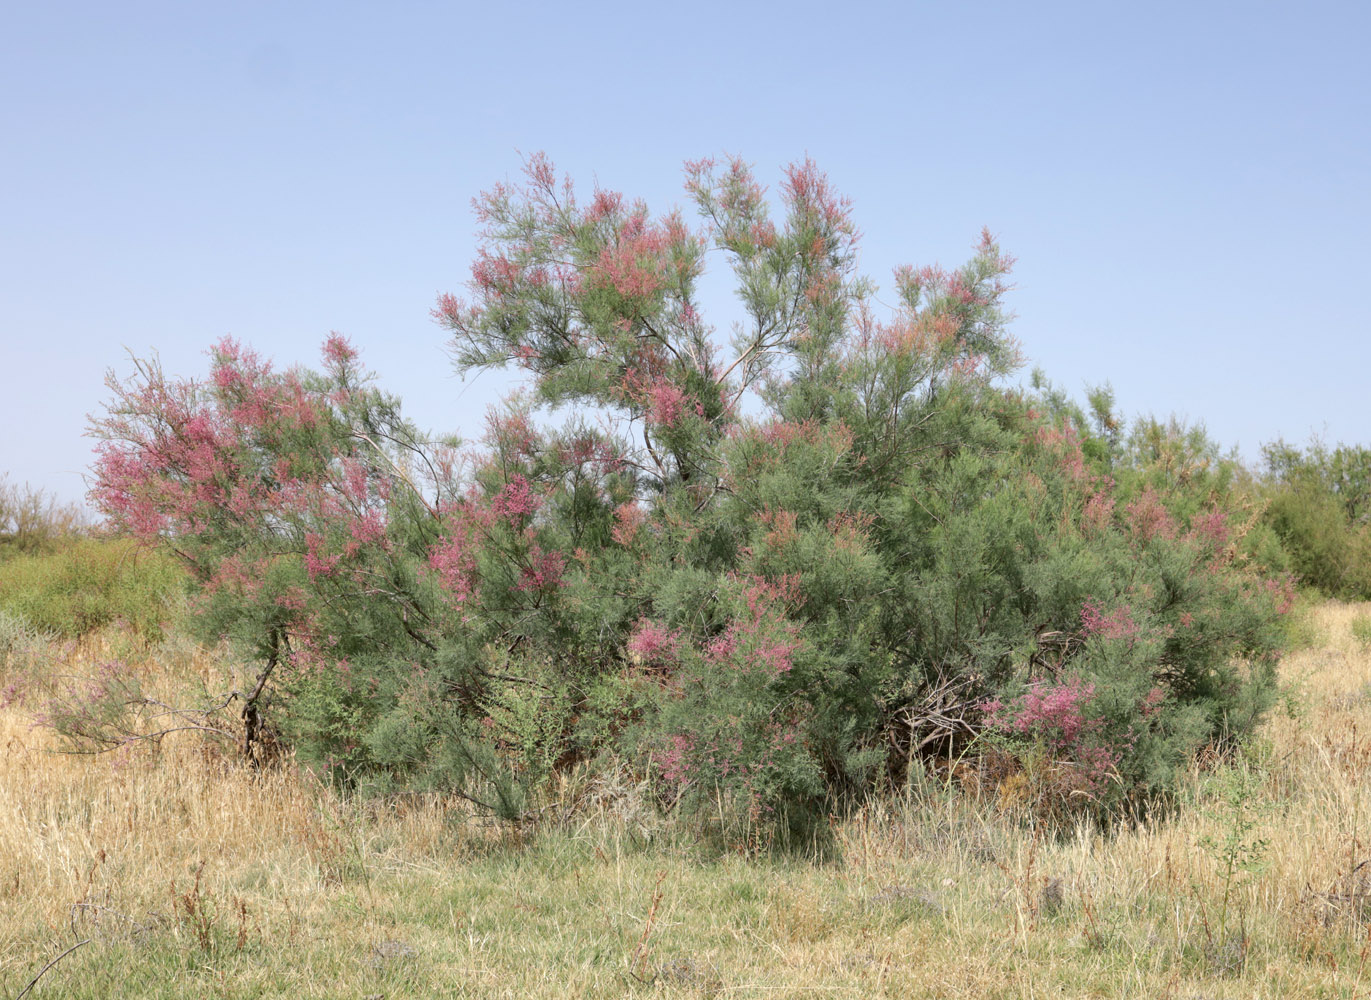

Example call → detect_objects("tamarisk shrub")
90 155 1287 827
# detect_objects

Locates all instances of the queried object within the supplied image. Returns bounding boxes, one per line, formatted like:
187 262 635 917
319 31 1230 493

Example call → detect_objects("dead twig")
628 870 667 983
14 939 91 1000
69 901 154 938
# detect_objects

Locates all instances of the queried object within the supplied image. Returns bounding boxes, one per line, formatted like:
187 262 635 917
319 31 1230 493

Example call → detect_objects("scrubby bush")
89 155 1289 826
0 473 88 556
1260 439 1371 599
0 537 184 640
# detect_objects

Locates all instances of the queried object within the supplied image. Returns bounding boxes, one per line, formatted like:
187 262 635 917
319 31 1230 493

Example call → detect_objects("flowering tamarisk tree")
91 155 1289 825
90 337 430 758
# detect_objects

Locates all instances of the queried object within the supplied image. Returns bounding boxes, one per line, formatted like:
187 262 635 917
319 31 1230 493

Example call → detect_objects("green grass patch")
0 537 184 640
1351 614 1371 649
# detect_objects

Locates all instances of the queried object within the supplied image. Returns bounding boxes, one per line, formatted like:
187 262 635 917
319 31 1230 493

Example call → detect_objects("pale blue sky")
3 0 1367 505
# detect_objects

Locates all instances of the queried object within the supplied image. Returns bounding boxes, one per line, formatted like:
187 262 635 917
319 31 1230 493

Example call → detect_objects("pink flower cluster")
1189 508 1230 547
516 546 564 594
659 733 694 783
1140 686 1166 719
322 331 358 372
982 678 1120 794
1033 422 1087 480
1124 488 1177 544
759 506 799 550
700 574 806 676
872 310 958 358
552 433 625 476
490 475 539 526
657 718 805 792
704 629 739 663
783 158 856 242
470 249 524 297
626 619 680 667
647 382 688 427
705 615 803 676
1262 574 1296 615
1080 599 1140 641
752 629 802 675
732 420 855 479
91 334 400 607
983 679 1103 752
1081 487 1115 535
611 500 644 546
483 408 539 461
428 521 479 605
827 510 874 554
742 573 803 620
594 214 669 299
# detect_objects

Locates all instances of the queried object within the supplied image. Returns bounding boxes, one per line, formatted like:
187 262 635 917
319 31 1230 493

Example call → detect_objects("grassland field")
2 602 1371 998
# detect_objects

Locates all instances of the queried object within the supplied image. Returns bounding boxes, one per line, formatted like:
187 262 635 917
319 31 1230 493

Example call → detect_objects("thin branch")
15 939 91 1000
641 424 667 479
349 430 438 518
365 427 446 507
50 725 237 755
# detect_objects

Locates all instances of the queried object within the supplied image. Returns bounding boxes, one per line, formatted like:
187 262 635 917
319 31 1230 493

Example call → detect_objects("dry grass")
1 603 1370 997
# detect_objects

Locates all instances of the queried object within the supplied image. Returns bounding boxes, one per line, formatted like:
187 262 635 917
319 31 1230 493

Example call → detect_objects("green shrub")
0 537 185 640
88 155 1288 828
1260 440 1371 599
